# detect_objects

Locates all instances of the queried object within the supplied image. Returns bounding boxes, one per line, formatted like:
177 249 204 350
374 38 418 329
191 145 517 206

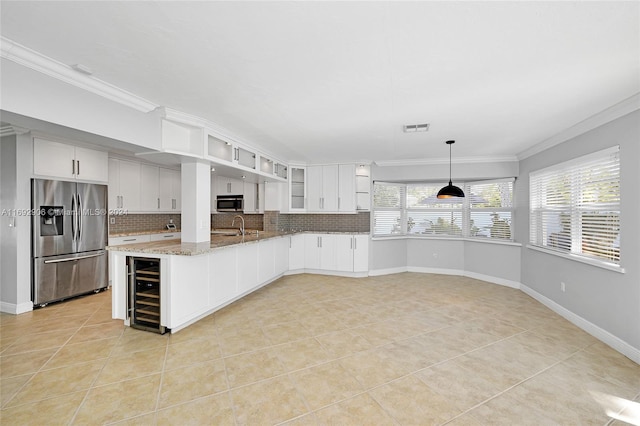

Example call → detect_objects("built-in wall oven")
216 195 243 212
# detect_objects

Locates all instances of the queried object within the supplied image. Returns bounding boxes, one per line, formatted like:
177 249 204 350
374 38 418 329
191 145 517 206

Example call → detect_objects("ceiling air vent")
403 123 430 133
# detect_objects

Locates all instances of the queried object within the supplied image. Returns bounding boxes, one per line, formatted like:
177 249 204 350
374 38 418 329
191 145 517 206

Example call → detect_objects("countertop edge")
106 231 370 256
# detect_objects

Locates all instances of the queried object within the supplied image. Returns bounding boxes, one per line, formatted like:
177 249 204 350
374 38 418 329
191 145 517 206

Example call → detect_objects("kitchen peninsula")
107 231 368 333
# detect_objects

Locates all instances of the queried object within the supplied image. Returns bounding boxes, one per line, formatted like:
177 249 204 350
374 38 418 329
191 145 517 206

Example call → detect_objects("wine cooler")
127 257 166 334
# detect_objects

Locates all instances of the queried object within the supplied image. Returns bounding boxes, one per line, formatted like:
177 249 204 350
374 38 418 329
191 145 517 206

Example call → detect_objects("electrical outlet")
109 217 115 225
561 282 566 292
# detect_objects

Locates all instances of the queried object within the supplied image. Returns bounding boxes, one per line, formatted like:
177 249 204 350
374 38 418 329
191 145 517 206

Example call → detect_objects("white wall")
407 239 464 271
517 110 640 353
372 160 519 182
370 239 407 274
0 134 34 313
0 59 162 151
370 236 521 289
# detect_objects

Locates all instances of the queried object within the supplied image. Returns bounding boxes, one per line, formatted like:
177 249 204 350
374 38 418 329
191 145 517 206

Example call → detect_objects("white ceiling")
1 1 638 164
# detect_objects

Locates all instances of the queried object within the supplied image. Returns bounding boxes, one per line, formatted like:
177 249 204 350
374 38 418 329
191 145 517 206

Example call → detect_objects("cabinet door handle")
72 159 76 175
172 199 176 209
338 197 341 210
289 237 292 249
157 198 160 209
354 237 357 250
77 160 80 175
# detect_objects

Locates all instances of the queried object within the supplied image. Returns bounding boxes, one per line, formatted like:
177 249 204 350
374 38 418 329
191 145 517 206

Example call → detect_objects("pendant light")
437 140 465 198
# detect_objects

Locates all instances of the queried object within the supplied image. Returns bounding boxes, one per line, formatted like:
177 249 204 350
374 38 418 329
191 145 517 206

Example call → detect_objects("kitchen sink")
211 229 241 236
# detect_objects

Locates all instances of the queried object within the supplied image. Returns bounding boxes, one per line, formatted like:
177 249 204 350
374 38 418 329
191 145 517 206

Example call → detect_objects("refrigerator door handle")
71 195 76 241
77 193 82 240
43 251 105 264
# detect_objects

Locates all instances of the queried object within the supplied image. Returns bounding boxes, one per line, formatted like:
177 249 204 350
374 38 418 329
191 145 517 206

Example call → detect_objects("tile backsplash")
266 211 370 233
211 213 264 231
109 211 371 235
108 213 181 235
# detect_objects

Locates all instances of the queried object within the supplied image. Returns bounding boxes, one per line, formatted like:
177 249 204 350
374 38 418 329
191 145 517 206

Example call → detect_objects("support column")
181 160 210 243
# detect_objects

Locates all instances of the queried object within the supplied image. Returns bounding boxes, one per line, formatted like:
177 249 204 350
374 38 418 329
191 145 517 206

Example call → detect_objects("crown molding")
1 37 158 113
0 124 29 137
517 93 640 160
374 155 518 167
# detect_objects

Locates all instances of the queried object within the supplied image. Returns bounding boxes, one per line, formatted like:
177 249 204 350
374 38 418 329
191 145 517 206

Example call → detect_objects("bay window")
373 179 514 241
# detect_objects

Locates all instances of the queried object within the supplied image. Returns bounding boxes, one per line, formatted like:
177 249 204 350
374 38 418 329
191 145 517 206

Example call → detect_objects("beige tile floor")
1 272 639 425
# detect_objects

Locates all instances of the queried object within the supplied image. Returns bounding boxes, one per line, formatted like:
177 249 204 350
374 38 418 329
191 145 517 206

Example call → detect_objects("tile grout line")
439 345 593 425
214 317 240 426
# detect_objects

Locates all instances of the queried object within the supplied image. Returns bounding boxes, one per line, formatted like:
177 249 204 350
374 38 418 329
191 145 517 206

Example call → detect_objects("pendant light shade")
437 140 465 199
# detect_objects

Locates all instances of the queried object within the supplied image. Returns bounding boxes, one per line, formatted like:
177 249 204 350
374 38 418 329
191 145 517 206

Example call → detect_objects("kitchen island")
107 231 369 333
107 231 292 333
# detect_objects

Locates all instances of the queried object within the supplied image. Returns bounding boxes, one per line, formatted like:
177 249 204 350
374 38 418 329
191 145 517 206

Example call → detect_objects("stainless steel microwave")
216 195 243 212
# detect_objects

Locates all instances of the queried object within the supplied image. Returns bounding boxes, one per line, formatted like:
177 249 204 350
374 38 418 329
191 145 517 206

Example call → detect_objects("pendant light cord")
448 142 452 185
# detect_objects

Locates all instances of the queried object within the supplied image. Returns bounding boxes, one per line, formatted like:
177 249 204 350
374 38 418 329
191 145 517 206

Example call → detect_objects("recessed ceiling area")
1 1 638 163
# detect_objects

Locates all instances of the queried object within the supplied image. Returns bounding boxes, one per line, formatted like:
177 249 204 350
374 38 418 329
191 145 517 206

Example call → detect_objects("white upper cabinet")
108 158 141 211
207 135 234 163
34 138 108 182
304 164 359 213
307 165 339 212
216 176 244 195
338 164 356 212
289 166 306 212
355 164 371 211
109 159 180 213
140 164 160 211
243 182 259 213
159 168 180 211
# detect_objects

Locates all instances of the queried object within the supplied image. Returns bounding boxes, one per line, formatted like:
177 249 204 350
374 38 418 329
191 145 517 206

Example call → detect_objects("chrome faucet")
232 215 245 236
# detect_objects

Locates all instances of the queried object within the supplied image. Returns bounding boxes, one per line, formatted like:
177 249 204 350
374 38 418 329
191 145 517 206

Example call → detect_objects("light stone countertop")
106 231 369 256
109 229 181 237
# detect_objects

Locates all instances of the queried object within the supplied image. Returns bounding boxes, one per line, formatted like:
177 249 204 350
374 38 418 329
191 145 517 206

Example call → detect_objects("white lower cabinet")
258 239 276 284
108 235 151 246
149 232 181 242
353 235 369 272
275 237 289 276
167 255 209 329
289 234 305 270
304 234 337 271
299 233 369 274
209 247 238 306
335 235 355 272
237 243 259 294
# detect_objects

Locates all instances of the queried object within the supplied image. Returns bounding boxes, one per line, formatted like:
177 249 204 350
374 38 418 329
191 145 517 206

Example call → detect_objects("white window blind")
373 183 405 235
407 183 463 236
372 179 514 240
529 146 620 265
467 179 514 240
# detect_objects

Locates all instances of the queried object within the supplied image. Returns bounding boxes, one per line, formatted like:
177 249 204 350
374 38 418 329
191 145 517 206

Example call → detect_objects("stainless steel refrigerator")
31 179 108 307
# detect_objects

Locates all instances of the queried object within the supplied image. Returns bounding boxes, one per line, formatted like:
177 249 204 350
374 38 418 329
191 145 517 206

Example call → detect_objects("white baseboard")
407 266 464 276
286 269 368 278
0 301 33 314
368 266 408 276
463 271 521 289
520 284 640 364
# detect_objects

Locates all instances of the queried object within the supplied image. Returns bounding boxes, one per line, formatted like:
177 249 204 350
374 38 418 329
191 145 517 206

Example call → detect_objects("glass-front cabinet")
236 146 256 169
289 166 306 211
207 135 233 163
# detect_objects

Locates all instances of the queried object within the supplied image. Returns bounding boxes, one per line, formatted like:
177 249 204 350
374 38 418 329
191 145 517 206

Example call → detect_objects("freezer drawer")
33 250 108 306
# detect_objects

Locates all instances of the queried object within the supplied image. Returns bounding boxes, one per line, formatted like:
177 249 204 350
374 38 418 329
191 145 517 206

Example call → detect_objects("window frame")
372 178 515 242
528 145 621 270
